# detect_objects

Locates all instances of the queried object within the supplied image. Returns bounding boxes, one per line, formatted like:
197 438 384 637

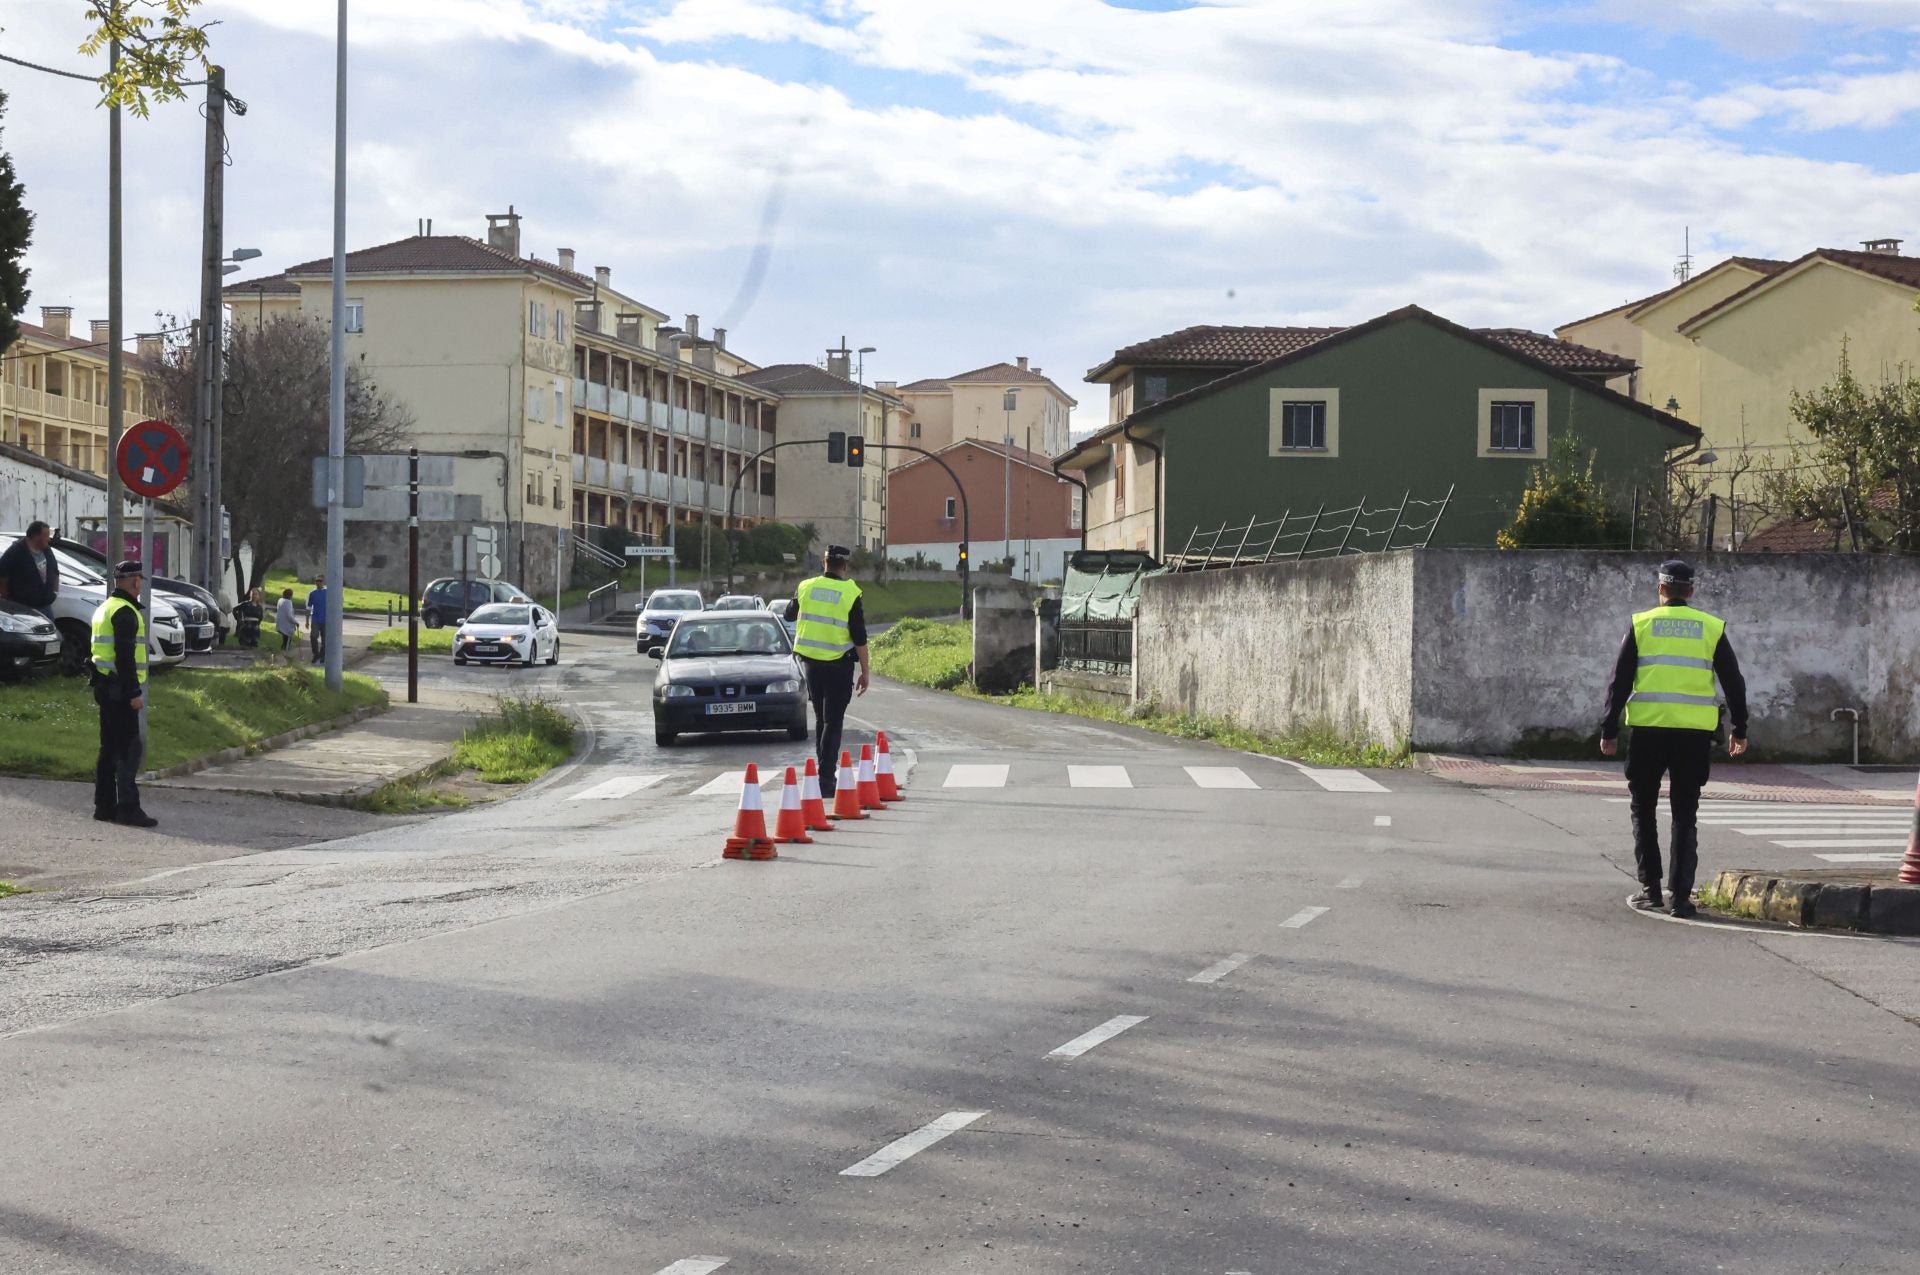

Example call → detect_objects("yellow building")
1 307 164 476
889 358 1077 466
737 361 898 553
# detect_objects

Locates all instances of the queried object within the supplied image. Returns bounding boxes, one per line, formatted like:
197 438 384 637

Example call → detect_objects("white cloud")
1700 66 1920 128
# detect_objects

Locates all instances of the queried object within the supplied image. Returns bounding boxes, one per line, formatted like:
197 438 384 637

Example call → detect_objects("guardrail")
587 579 620 621
1059 621 1133 672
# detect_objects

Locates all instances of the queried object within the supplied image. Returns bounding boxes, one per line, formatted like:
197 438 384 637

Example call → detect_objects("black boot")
93 807 115 822
114 807 159 828
1630 886 1665 911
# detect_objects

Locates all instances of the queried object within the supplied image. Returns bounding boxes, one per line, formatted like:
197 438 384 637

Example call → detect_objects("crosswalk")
1606 798 1913 863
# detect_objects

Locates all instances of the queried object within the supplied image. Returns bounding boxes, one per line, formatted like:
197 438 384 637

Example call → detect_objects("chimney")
1017 355 1029 372
39 306 72 338
557 248 575 272
136 333 163 362
617 312 642 345
876 380 897 393
826 348 852 380
1862 237 1904 256
90 319 112 343
485 206 522 258
684 314 700 340
713 326 727 350
595 265 611 291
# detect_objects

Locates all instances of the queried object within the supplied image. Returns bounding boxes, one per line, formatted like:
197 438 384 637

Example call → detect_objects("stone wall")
972 582 1037 693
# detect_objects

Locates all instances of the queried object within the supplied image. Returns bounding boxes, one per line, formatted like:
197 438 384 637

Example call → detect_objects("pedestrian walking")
91 559 156 827
306 574 330 664
783 545 870 796
234 587 265 649
275 588 298 651
0 519 60 622
1599 559 1749 918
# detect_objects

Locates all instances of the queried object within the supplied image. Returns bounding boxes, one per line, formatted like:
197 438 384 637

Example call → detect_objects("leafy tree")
154 315 411 590
1762 345 1920 553
0 89 32 353
1497 434 1628 550
78 0 215 116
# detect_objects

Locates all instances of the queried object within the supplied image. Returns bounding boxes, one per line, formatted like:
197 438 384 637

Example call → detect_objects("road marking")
1773 838 1910 849
1188 954 1254 984
1048 1014 1149 1058
839 1111 986 1177
1374 815 1392 827
567 774 664 800
1301 769 1390 793
689 769 781 798
944 764 1009 788
651 1260 729 1275
1337 876 1364 889
1279 906 1330 929
1608 798 1909 809
1816 852 1907 862
1185 765 1258 789
1069 764 1133 788
1720 825 1910 835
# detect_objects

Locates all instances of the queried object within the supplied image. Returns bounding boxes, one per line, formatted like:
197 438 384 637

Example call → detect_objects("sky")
3 0 1918 433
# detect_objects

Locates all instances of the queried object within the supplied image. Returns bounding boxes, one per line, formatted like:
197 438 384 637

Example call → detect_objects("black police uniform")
783 559 868 795
93 589 150 823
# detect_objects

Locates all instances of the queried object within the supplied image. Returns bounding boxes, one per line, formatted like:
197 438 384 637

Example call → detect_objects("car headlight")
770 678 801 693
0 611 38 633
660 684 694 699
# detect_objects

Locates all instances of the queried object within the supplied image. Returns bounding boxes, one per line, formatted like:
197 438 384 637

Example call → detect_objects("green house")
1057 306 1699 557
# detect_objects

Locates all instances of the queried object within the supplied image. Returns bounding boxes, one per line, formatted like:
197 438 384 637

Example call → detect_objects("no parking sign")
115 419 189 499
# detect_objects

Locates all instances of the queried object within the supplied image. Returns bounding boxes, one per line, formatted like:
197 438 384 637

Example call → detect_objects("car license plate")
705 701 757 716
473 643 499 654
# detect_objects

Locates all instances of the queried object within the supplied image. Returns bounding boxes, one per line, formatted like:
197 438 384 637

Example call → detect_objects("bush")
453 695 576 783
870 618 972 689
1497 435 1628 550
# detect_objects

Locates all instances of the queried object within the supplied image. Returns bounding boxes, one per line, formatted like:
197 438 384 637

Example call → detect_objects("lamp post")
657 329 690 584
196 247 260 592
322 0 348 692
1002 388 1018 563
855 346 875 551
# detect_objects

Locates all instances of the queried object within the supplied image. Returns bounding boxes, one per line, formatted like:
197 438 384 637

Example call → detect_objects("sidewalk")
151 686 493 805
1423 754 1917 805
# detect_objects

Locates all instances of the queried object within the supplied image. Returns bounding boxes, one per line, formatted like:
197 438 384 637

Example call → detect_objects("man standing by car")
0 520 59 621
306 574 329 664
1599 559 1748 918
92 559 156 827
784 545 870 796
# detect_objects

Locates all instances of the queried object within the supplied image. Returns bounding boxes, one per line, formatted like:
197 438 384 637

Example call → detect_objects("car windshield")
666 618 790 657
710 596 759 610
50 546 106 586
647 592 702 612
468 605 531 626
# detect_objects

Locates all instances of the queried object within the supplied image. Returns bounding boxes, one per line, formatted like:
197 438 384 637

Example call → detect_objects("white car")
453 602 560 667
709 594 765 612
0 535 187 675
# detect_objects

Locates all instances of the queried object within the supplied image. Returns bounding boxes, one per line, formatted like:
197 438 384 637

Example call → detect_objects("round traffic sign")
116 419 190 499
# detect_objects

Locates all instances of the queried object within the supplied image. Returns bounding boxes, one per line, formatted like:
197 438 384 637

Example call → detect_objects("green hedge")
871 618 972 690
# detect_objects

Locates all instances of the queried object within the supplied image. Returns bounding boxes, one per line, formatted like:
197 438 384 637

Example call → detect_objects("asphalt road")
3 627 1918 1273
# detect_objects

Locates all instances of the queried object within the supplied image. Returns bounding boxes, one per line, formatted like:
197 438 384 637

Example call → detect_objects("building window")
553 478 561 507
1070 488 1083 530
944 496 956 519
526 387 543 422
1142 374 1169 406
554 310 567 346
528 300 546 339
909 421 921 439
554 386 565 424
1279 401 1327 451
344 299 364 333
1488 401 1535 452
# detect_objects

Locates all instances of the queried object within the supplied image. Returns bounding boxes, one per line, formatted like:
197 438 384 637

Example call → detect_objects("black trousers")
1625 726 1714 899
309 625 325 662
94 693 144 814
804 655 856 793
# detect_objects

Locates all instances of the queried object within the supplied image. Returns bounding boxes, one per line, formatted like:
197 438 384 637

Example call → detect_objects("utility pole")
106 39 125 560
192 68 227 591
323 0 347 692
1003 388 1017 563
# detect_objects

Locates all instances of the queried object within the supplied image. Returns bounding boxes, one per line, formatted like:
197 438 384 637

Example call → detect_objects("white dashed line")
690 771 755 798
944 764 1010 788
1299 769 1390 793
1279 906 1331 929
567 774 664 800
839 1112 986 1177
1816 852 1906 862
651 1260 729 1275
1185 766 1259 790
1069 764 1133 788
1374 815 1392 827
1188 954 1254 984
1337 876 1364 889
1047 1014 1149 1059
1774 838 1909 849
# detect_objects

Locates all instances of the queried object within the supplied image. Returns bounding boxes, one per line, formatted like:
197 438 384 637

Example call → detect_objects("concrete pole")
193 69 226 590
322 0 347 692
105 40 124 558
665 357 678 585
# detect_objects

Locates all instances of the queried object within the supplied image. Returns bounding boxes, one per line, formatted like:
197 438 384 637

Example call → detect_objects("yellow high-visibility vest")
793 575 861 662
91 594 149 686
1624 604 1723 732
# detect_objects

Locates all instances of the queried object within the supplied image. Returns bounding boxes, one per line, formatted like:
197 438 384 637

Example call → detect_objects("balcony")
758 493 774 518
585 383 610 413
571 455 585 483
586 457 609 488
610 388 630 420
671 476 690 506
573 377 587 405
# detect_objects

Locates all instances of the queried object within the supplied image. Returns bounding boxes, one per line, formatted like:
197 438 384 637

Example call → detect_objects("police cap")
825 544 852 564
114 559 144 580
1658 559 1695 585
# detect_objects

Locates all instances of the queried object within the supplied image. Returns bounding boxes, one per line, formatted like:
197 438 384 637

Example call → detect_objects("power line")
0 51 244 110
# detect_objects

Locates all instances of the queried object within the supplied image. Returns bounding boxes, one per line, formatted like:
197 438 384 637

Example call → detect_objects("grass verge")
262 571 410 617
369 626 457 655
0 881 27 899
453 696 577 784
1695 880 1759 919
0 666 387 780
870 618 972 689
353 761 472 815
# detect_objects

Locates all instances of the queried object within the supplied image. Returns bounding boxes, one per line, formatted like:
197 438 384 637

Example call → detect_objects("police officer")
92 559 158 828
1599 559 1748 917
784 545 870 795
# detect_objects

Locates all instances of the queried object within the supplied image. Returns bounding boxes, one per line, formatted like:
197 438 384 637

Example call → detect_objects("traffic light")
957 542 969 565
827 431 846 464
847 435 865 468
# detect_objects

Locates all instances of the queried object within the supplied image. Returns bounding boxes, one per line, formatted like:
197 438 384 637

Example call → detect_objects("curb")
1703 868 1920 938
141 703 389 783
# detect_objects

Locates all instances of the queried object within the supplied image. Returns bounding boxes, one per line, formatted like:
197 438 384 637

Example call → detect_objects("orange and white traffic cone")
876 730 903 802
831 751 865 820
773 766 813 844
1901 769 1920 885
857 743 886 810
724 763 777 860
801 757 834 832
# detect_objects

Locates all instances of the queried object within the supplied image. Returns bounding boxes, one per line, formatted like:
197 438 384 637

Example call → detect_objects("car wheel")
654 727 676 747
423 609 443 629
787 718 809 741
56 620 90 677
546 637 559 666
455 655 467 666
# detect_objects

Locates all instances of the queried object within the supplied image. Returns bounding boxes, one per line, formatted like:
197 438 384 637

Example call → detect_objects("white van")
0 534 188 676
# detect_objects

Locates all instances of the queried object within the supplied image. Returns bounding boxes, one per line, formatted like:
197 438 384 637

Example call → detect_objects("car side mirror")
647 647 663 660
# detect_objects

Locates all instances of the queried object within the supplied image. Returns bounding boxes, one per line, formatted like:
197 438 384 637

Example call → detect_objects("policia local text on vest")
92 559 159 828
783 545 872 797
1599 559 1748 918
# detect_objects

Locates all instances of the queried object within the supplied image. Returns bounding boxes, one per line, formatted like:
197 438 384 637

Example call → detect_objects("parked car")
634 588 705 653
766 597 796 641
420 577 531 629
708 594 765 611
648 611 808 747
0 598 62 679
0 534 188 676
454 602 560 668
54 537 227 650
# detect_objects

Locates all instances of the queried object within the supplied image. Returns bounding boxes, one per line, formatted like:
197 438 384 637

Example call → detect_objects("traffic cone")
801 757 834 832
876 730 904 802
1901 769 1920 885
831 751 865 820
857 743 886 810
773 767 814 844
724 763 777 860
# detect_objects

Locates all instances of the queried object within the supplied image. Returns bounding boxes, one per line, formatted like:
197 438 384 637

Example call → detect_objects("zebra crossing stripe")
1068 765 1132 788
943 764 1010 788
1816 852 1906 863
568 774 665 801
1185 766 1258 789
1299 768 1390 793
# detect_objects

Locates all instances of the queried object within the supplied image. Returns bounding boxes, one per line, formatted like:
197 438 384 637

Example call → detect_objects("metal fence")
1166 487 1455 572
1058 621 1133 674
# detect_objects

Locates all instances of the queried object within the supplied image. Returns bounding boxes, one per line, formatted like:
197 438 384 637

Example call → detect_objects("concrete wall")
1136 553 1415 748
972 582 1036 693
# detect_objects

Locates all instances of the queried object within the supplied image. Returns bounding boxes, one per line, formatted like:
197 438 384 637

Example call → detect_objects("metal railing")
586 579 621 621
1059 622 1133 673
1166 486 1455 571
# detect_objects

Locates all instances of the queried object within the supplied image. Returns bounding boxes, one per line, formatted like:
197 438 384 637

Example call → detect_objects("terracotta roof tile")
736 363 902 401
1557 257 1790 332
895 361 1077 404
12 321 159 373
221 272 301 298
278 235 593 291
895 378 952 393
1089 322 1631 380
1680 249 1920 333
1742 517 1846 553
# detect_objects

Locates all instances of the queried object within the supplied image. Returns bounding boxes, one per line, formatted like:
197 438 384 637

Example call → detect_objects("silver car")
635 588 705 653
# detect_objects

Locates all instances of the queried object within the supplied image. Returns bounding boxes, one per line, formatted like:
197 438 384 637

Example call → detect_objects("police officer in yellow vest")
783 545 870 796
1599 560 1747 916
92 559 158 827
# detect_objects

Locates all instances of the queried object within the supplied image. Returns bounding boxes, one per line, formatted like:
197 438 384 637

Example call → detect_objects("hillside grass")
369 626 457 654
453 696 577 784
261 571 410 617
870 618 973 690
